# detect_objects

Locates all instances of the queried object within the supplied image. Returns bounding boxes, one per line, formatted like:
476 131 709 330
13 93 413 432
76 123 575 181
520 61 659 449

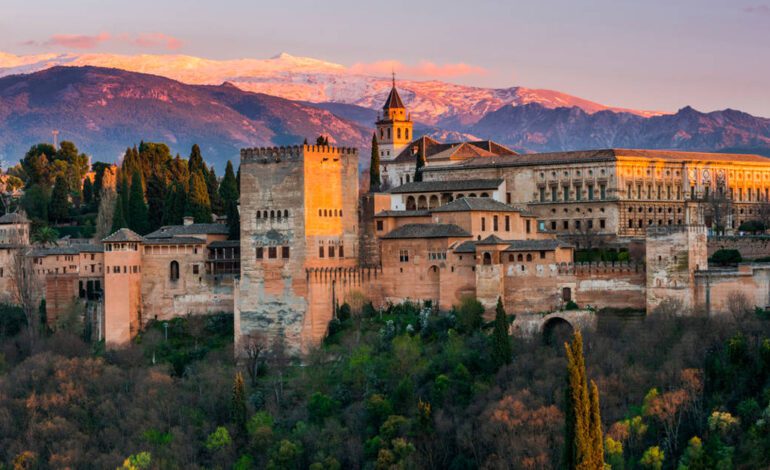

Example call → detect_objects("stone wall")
694 264 770 315
708 236 770 260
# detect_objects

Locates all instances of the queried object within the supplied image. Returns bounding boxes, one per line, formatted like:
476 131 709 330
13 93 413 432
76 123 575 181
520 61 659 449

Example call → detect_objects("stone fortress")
9 80 770 352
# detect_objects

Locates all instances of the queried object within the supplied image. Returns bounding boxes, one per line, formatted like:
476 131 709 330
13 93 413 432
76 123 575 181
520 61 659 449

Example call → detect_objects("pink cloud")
45 32 111 50
350 60 488 79
124 33 183 51
744 4 770 14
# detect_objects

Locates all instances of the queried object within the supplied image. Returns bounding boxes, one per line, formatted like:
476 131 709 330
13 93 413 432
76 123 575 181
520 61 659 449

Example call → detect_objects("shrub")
739 220 765 233
455 296 484 333
710 249 742 266
565 300 579 311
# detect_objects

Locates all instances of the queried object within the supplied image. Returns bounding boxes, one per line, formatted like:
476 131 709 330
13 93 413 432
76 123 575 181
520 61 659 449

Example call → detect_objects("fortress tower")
235 144 360 355
375 76 413 162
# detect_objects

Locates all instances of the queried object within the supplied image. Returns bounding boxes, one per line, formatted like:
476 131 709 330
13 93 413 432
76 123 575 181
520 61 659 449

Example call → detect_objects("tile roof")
477 234 509 245
144 223 228 239
503 239 574 251
208 240 241 249
389 179 503 194
0 212 29 224
424 148 770 172
452 241 478 253
391 136 516 164
142 237 207 245
430 197 525 213
102 228 144 243
381 223 471 239
382 85 405 110
29 243 103 257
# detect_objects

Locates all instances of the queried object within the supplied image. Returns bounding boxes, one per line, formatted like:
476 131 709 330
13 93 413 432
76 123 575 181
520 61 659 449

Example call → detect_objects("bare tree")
726 291 752 321
9 230 40 349
95 187 117 241
705 190 732 236
243 331 267 386
757 197 770 233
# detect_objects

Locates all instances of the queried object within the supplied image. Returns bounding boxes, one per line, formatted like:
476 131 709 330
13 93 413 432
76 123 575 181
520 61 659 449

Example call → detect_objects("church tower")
376 75 413 162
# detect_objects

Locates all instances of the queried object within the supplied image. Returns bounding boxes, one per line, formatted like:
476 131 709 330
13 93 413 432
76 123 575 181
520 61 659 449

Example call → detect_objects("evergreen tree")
82 177 94 206
492 297 512 368
119 172 130 224
219 161 239 204
206 167 223 215
226 200 240 240
414 150 426 182
188 144 207 178
162 182 187 226
236 165 241 192
564 331 604 470
146 173 167 232
315 135 329 146
231 372 248 436
110 193 127 234
48 176 70 223
185 172 212 223
128 170 149 235
370 132 381 192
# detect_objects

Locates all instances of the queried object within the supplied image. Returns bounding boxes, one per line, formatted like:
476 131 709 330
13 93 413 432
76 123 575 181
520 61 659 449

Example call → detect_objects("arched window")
508 254 514 262
483 252 492 265
276 210 282 220
517 254 523 261
284 210 289 218
406 196 416 211
397 128 401 139
387 128 391 139
169 261 179 281
263 211 268 218
526 254 533 262
256 211 261 219
270 210 275 218
318 209 322 216
405 129 409 139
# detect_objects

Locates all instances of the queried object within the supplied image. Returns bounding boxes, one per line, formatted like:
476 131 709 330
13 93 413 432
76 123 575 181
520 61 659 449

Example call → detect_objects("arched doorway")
483 252 492 265
417 195 428 210
406 196 416 211
427 265 440 304
429 195 439 209
543 317 573 346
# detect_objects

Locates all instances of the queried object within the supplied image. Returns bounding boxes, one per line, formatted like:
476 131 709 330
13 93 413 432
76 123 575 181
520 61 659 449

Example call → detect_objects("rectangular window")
193 265 199 274
256 247 263 259
575 220 581 230
587 185 594 200
587 219 593 229
319 246 325 258
505 216 511 231
506 192 512 204
551 187 558 202
493 215 498 231
481 217 486 231
399 250 409 262
563 186 570 201
339 245 344 258
328 246 335 258
551 221 557 230
600 219 606 229
282 246 290 258
268 247 277 259
526 219 531 234
575 185 582 201
539 187 546 202
376 220 384 231
563 220 569 230
540 250 546 259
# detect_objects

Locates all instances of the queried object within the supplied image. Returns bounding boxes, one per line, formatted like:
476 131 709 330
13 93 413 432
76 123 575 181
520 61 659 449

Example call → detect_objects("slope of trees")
1 301 769 469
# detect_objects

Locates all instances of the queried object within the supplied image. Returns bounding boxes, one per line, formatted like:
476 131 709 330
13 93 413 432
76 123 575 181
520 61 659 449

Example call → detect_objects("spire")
382 73 405 111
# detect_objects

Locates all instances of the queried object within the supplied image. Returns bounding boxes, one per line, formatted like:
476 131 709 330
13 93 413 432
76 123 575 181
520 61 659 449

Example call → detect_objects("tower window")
319 246 325 258
397 128 401 139
328 246 335 258
268 247 277 259
169 261 179 281
405 129 409 139
282 246 290 258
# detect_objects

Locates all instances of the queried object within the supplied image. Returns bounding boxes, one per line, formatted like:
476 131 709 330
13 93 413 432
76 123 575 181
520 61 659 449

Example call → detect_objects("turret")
375 74 413 162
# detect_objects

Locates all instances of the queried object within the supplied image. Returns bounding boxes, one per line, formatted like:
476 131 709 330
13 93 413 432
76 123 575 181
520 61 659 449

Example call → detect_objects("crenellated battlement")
646 225 707 237
240 145 359 163
557 261 645 275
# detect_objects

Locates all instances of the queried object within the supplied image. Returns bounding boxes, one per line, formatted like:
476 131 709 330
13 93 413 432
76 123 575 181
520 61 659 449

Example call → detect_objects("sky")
1 0 769 116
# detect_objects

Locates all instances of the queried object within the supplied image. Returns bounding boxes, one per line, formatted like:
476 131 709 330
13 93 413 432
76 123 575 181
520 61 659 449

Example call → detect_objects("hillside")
0 66 370 168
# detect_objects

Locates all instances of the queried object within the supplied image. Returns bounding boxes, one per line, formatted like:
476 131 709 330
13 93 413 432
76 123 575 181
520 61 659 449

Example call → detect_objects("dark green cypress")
119 172 130 224
219 161 239 204
226 200 240 240
48 176 70 223
146 173 167 232
414 150 426 182
206 167 223 215
162 182 187 226
128 170 149 235
231 372 248 437
110 193 127 234
492 297 513 368
188 144 207 177
370 133 381 192
185 172 212 223
83 177 94 206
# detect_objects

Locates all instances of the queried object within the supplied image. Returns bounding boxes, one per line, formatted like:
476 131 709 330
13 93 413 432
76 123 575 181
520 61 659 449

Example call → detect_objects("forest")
0 298 769 469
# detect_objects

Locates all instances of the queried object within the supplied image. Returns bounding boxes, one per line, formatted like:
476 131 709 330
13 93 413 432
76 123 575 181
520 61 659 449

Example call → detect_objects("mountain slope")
0 66 370 168
0 51 661 128
471 103 770 154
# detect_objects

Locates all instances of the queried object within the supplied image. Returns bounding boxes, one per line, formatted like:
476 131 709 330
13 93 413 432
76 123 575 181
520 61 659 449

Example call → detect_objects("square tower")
376 79 413 162
236 144 359 354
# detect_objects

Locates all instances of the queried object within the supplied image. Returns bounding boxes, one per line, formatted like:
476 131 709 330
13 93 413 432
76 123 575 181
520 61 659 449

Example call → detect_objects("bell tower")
376 74 413 162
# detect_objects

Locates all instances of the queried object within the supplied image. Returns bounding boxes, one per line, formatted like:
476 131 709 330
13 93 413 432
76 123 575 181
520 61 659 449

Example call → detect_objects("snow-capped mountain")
0 51 660 128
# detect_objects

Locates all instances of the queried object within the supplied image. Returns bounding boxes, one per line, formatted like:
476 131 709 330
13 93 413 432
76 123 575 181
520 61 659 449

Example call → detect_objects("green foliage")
565 300 580 311
232 372 248 434
640 446 664 470
128 170 149 235
143 429 173 446
219 160 239 204
739 220 766 233
205 426 232 450
565 331 604 469
119 451 152 470
0 304 26 338
82 177 94 206
455 296 484 333
20 184 50 223
185 172 212 223
710 249 742 266
307 392 339 424
110 193 128 234
162 182 187 226
226 200 240 240
267 439 303 470
247 412 274 450
206 167 223 215
32 226 59 246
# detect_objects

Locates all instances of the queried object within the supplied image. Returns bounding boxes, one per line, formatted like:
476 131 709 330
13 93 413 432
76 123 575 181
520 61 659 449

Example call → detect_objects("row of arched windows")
257 210 290 220
318 209 343 217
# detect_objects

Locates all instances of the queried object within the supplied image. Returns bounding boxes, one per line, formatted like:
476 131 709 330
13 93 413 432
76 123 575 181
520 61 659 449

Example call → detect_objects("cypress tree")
414 150 426 182
48 176 70 223
564 331 604 470
188 144 207 177
236 165 241 192
206 167 223 215
370 132 381 192
492 297 512 368
119 172 130 224
185 172 212 223
128 169 149 235
226 200 240 240
83 177 94 206
162 182 187 226
219 161 239 204
110 193 127 234
231 372 248 436
146 173 167 232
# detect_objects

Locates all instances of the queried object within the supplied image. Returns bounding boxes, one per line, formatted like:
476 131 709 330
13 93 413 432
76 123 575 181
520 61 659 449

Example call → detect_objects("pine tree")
83 177 94 206
219 161 239 204
414 150 426 182
110 193 127 234
206 167 223 215
231 372 248 436
128 170 149 235
564 331 604 470
48 176 70 223
185 172 212 223
492 297 512 368
370 132 381 192
188 144 207 177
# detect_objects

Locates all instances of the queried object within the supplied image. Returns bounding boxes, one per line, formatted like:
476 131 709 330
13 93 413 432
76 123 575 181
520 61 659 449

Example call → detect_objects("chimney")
183 216 194 226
